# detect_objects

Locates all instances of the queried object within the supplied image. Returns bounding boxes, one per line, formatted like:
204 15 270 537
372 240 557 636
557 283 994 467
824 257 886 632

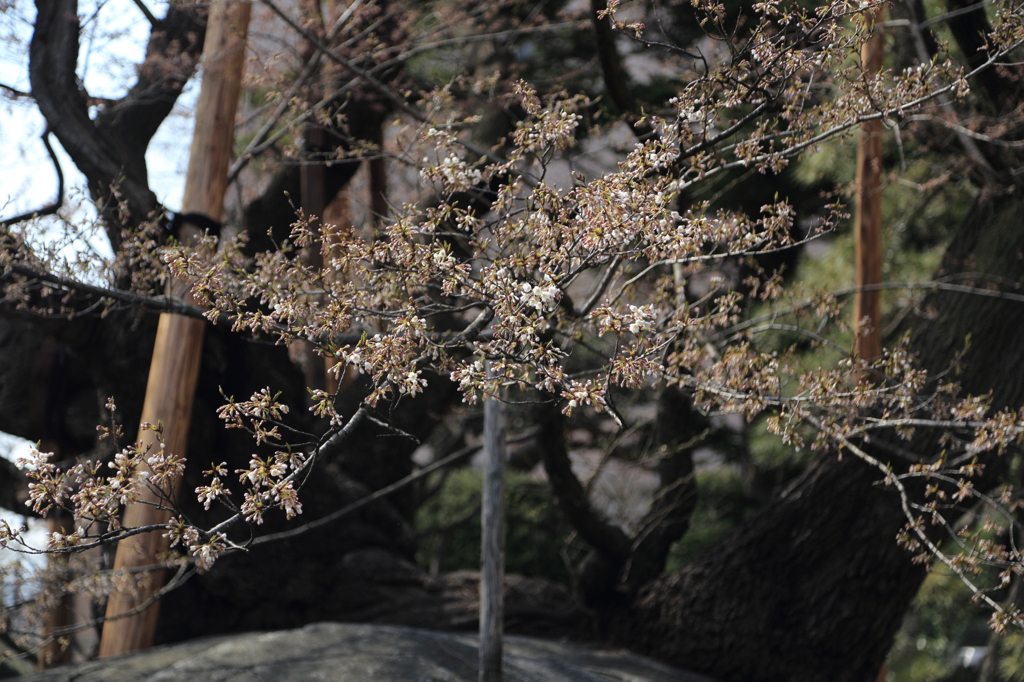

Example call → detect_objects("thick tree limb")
589 0 653 140
29 0 205 245
94 3 207 166
619 388 702 594
30 0 155 244
539 409 631 563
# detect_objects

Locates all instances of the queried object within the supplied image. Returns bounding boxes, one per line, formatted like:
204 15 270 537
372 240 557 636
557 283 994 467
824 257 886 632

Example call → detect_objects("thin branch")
251 440 481 545
227 0 378 182
718 279 1024 339
920 0 994 28
678 36 1024 189
0 131 64 227
578 257 621 317
906 114 1024 148
745 323 851 355
833 431 1024 629
0 82 32 99
2 263 210 319
255 0 507 168
1 263 495 348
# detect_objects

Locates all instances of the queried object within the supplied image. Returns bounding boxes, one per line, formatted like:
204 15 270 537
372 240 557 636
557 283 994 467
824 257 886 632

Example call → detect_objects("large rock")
17 622 717 681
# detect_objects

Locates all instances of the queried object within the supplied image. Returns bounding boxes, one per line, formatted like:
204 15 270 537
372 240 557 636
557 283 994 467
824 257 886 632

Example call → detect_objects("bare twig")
0 131 64 227
251 440 481 545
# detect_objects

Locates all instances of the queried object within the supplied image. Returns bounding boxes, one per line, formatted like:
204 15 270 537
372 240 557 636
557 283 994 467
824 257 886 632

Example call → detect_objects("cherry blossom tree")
3 0 1024 678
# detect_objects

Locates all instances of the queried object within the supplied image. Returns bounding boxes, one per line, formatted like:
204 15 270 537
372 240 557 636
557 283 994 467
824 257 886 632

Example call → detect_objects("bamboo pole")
853 6 885 364
98 0 251 657
479 365 506 682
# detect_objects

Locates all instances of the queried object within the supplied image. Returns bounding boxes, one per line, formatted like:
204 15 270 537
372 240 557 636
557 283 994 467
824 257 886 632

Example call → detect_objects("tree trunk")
622 194 1024 682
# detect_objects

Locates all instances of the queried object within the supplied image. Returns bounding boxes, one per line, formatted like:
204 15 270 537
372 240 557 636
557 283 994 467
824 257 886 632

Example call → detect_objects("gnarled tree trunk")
623 194 1024 682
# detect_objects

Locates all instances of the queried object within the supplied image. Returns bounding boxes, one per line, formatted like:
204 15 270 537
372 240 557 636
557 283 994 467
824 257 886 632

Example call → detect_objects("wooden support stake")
369 122 388 229
301 126 327 271
853 7 885 364
38 513 73 669
856 12 888 682
98 0 251 657
29 340 74 669
293 125 328 394
479 365 506 682
323 188 350 394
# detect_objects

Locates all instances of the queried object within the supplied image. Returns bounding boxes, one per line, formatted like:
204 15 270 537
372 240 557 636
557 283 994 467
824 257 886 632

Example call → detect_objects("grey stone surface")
16 622 716 682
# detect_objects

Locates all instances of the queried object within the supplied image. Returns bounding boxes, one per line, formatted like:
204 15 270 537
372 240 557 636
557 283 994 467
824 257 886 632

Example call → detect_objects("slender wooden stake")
856 11 887 682
38 512 73 668
369 122 388 228
479 365 506 682
323 188 349 394
29 340 74 669
294 125 327 394
98 0 251 657
853 7 885 364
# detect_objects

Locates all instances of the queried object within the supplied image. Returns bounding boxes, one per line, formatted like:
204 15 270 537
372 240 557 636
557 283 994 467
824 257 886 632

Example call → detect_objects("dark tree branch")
94 2 206 167
589 0 654 140
943 0 1020 112
29 0 206 246
130 0 159 28
0 263 502 358
0 82 32 99
2 263 209 319
30 0 159 246
539 407 631 562
619 388 702 594
899 0 940 64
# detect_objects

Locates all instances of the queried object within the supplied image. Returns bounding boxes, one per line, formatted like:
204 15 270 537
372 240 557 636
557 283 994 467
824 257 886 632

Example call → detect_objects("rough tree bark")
615 6 1024 679
623 193 1024 682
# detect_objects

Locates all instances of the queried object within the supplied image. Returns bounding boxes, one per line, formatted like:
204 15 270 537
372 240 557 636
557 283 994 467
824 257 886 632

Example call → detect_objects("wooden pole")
479 365 506 682
369 122 388 229
856 11 886 682
323 188 349 394
38 513 74 668
293 125 328 394
853 6 884 364
98 0 251 657
29 340 74 669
